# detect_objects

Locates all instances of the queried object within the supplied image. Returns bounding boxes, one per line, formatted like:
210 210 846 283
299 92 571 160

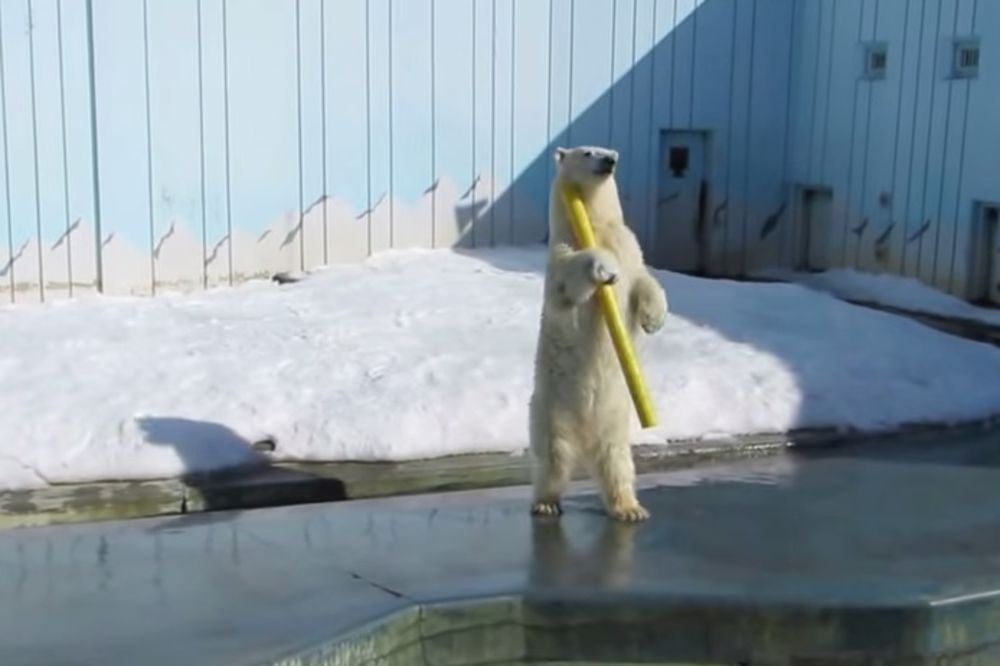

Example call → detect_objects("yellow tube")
558 182 658 429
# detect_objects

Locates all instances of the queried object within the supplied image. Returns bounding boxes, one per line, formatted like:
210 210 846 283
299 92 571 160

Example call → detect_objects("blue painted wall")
0 0 795 301
2 0 991 303
787 0 999 299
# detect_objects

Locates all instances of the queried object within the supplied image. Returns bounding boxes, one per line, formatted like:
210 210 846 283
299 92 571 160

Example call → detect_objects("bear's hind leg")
589 421 649 522
530 425 576 517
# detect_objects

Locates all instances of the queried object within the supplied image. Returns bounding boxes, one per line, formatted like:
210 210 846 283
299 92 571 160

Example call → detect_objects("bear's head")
554 146 619 189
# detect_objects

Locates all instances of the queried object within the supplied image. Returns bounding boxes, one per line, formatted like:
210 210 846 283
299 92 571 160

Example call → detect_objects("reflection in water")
70 535 83 563
16 542 26 598
303 519 312 549
229 525 241 567
204 526 215 555
529 517 638 591
153 533 165 604
364 514 376 544
44 538 53 598
320 514 335 539
97 536 111 591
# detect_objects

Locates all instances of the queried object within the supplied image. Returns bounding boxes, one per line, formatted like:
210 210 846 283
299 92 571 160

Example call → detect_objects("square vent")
953 38 980 79
863 42 888 80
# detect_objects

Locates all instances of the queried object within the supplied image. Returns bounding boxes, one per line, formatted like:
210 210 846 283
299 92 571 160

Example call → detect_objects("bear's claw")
531 501 563 517
597 266 619 285
640 309 666 334
588 252 620 286
636 286 668 334
608 503 650 522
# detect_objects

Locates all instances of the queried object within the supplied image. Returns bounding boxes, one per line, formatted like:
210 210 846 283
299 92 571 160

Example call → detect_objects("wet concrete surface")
1 428 1000 664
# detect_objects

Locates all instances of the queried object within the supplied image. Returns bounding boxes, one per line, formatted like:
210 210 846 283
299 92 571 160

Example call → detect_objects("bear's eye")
584 150 593 157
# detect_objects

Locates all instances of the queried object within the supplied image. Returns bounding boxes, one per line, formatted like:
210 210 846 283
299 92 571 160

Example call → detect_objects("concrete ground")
2 427 1000 665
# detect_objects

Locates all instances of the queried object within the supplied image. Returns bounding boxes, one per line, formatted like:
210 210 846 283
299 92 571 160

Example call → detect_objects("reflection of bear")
529 146 668 522
529 516 638 591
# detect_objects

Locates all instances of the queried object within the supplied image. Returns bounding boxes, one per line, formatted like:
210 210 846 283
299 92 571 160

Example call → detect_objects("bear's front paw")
588 250 620 286
608 502 650 523
531 500 563 517
632 277 667 334
639 301 667 334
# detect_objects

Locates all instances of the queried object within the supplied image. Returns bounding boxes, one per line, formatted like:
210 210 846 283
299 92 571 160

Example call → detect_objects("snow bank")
2 248 1000 490
758 268 1000 327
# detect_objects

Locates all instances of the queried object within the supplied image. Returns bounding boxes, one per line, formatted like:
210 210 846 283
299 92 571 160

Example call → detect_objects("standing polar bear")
530 145 668 522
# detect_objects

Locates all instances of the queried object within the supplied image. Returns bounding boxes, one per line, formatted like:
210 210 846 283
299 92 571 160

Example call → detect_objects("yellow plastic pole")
558 183 658 428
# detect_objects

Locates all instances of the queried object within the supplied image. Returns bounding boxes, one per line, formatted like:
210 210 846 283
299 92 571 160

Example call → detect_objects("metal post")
85 0 104 293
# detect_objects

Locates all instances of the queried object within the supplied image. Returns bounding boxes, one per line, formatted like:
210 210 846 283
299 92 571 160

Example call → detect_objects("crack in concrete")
347 570 407 600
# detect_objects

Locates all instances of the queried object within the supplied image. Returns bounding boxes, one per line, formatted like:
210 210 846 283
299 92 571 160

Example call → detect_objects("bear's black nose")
603 155 617 166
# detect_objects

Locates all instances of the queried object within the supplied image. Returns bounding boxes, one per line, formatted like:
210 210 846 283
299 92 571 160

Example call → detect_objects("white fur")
529 145 668 522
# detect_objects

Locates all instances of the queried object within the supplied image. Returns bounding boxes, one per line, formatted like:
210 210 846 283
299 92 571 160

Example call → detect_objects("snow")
3 247 1000 491
757 267 1000 328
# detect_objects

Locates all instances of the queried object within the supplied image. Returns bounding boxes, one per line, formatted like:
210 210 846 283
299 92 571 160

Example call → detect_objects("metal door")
798 187 833 271
653 130 708 272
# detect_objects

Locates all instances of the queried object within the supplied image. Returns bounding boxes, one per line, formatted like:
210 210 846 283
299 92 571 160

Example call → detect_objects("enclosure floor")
2 428 1000 665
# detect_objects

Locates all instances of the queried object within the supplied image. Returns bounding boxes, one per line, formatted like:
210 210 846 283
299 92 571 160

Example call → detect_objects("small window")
863 42 887 80
954 38 980 79
668 147 689 178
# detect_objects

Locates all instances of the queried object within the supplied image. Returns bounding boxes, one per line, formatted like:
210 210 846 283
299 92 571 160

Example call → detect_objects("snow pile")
758 268 1000 327
3 247 1000 491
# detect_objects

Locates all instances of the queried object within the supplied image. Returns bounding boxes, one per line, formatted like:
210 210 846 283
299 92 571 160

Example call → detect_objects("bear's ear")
554 147 568 164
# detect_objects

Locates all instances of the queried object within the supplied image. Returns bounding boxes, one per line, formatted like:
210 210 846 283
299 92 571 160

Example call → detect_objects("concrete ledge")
0 436 778 530
2 421 997 529
0 479 186 529
5 431 1000 665
274 594 1000 666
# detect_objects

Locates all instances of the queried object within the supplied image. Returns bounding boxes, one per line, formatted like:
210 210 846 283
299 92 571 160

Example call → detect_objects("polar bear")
529 145 668 522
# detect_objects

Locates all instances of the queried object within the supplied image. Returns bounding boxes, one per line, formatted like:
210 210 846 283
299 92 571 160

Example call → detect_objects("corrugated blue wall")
3 0 993 304
788 0 999 299
0 0 794 301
